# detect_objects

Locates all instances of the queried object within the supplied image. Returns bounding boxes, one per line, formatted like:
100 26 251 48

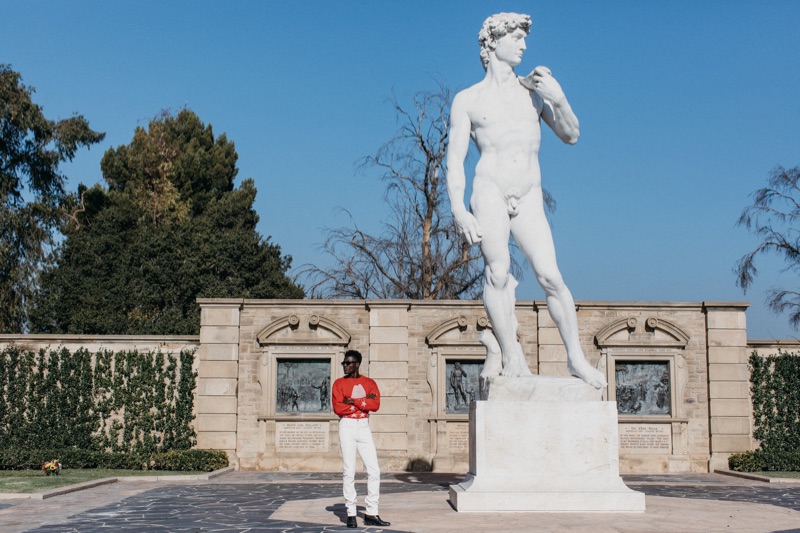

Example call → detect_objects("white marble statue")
446 12 607 389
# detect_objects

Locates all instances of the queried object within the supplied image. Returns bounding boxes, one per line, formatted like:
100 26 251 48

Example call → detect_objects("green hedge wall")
749 350 800 453
0 345 197 454
729 350 800 472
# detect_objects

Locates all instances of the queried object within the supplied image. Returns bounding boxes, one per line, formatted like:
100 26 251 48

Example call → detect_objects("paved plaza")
0 471 798 532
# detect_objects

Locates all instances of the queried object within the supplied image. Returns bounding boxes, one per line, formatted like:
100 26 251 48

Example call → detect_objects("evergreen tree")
0 65 104 331
32 109 302 334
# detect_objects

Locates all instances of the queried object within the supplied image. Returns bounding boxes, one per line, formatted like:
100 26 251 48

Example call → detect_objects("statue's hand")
521 66 566 104
453 208 482 245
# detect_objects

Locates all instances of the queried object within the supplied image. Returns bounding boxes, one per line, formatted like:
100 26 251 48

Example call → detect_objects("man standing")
332 350 391 528
446 12 606 389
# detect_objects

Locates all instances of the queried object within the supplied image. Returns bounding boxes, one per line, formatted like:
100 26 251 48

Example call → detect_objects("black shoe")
363 515 391 526
346 516 358 528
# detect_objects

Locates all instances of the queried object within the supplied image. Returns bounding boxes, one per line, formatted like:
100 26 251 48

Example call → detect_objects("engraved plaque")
275 421 329 452
619 424 671 453
447 423 470 453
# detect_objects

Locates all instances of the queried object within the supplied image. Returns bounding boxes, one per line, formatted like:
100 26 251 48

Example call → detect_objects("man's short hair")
478 12 532 71
344 350 362 364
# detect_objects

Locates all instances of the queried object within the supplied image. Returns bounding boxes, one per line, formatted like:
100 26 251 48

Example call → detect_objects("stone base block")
481 375 603 401
449 484 645 512
449 400 645 512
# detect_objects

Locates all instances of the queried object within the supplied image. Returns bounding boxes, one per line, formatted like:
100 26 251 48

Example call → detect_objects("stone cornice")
0 334 199 343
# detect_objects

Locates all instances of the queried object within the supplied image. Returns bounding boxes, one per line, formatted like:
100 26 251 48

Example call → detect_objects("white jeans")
339 417 380 516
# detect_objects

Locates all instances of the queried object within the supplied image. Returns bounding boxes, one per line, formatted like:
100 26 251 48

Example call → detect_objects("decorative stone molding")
425 316 470 346
256 315 351 346
425 315 513 347
595 317 690 348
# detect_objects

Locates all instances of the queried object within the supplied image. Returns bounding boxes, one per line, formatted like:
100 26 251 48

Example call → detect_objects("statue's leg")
512 191 607 389
479 329 502 378
472 182 531 377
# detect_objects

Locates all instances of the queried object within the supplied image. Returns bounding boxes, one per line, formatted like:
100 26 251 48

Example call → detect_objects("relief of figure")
312 376 330 410
616 384 642 414
450 362 469 406
446 12 606 389
654 375 670 411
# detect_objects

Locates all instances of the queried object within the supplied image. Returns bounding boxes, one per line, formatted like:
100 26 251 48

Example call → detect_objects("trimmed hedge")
151 450 229 472
729 449 800 472
0 448 228 472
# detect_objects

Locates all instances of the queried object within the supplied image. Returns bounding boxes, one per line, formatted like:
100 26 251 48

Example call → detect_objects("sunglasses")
341 361 358 366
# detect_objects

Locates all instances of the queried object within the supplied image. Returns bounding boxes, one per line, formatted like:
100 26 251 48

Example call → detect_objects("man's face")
341 357 359 376
493 28 527 67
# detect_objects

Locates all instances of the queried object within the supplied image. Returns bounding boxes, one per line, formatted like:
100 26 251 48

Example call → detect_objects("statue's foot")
481 353 502 378
500 354 533 377
568 358 607 389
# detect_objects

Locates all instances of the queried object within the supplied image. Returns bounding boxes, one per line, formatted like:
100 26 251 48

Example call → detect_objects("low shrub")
151 449 229 472
728 449 800 472
0 448 227 472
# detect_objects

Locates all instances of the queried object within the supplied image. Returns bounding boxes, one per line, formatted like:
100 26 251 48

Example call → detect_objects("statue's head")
478 12 532 71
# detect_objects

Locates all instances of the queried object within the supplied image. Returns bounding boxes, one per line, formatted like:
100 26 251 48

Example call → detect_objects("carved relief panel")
256 314 352 419
595 316 691 471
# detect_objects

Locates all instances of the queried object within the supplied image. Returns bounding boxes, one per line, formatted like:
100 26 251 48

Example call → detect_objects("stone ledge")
0 477 117 500
0 466 236 500
116 465 236 482
714 468 800 484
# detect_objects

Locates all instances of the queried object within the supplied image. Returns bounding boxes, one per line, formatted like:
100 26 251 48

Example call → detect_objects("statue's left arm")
522 66 580 144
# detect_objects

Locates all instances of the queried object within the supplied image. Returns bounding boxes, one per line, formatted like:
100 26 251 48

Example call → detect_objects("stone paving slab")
274 491 800 533
0 472 797 533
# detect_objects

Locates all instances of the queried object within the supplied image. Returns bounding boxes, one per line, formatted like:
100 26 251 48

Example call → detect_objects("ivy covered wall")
749 350 800 452
0 345 196 453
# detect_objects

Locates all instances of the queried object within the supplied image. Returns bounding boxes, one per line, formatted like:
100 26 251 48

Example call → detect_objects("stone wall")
0 334 198 354
1 299 761 474
193 298 754 474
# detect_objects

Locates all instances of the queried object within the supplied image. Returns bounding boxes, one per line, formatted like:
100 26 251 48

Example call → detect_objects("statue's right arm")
446 93 482 245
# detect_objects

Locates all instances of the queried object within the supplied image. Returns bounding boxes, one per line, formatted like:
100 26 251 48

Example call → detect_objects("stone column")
366 301 410 471
196 299 243 466
704 302 752 471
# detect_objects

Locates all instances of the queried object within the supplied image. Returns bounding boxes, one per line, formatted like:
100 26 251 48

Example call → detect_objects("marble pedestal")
449 398 646 512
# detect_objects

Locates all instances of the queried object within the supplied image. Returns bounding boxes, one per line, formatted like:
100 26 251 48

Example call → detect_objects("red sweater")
332 375 381 419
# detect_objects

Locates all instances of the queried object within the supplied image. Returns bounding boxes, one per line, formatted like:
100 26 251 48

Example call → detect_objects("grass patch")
0 469 204 493
753 471 800 479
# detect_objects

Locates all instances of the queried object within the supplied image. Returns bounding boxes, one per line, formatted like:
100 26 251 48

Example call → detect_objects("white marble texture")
449 400 646 512
446 12 606 388
481 375 603 402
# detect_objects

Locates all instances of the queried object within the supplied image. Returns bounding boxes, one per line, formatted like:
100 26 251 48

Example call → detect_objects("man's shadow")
326 503 363 526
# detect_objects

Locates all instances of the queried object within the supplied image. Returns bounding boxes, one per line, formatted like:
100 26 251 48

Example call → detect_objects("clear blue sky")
3 1 799 339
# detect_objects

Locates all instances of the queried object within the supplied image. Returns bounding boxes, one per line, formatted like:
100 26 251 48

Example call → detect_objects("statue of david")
446 12 606 389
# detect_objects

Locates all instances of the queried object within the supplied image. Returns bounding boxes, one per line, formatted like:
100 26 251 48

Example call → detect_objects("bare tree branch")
302 86 486 300
302 84 541 300
736 165 800 328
